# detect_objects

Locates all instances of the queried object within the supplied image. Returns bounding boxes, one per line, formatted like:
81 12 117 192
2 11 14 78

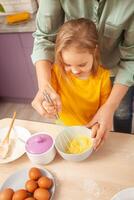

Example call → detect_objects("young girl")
42 18 111 126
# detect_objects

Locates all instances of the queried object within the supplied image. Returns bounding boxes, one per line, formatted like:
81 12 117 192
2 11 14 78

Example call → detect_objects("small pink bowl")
25 133 56 165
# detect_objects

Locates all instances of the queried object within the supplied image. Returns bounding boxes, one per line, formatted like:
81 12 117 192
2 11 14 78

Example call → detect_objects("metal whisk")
59 129 74 152
58 125 97 153
43 90 59 119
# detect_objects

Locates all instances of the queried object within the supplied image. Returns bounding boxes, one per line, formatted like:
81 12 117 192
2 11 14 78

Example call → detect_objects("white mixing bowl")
55 126 93 162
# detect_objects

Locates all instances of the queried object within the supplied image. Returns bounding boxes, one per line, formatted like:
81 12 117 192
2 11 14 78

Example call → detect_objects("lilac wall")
0 33 38 101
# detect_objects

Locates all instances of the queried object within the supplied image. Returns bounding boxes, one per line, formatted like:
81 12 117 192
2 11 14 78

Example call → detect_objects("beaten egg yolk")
66 135 92 154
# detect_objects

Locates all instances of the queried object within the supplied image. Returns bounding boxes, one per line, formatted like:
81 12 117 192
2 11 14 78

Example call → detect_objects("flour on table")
81 179 102 199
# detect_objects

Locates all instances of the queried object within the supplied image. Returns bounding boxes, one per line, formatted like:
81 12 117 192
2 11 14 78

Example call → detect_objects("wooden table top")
0 118 134 200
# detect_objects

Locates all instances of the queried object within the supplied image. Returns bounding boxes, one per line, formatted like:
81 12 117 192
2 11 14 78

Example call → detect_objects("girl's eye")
78 62 87 67
78 64 85 67
65 64 71 67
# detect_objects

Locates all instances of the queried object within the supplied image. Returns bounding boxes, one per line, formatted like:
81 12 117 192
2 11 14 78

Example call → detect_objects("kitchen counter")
0 13 36 33
0 118 134 200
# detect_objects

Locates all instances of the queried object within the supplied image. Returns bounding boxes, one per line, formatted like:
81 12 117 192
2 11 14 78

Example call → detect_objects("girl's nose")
71 67 80 74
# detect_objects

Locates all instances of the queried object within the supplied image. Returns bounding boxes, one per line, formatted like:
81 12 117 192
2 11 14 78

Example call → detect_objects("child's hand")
42 91 61 117
32 84 61 119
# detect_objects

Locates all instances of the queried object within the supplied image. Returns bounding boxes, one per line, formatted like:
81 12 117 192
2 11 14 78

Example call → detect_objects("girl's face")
61 46 93 79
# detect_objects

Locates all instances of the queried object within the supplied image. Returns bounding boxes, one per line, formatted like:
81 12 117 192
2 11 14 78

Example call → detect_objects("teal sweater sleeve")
114 16 134 86
31 0 64 64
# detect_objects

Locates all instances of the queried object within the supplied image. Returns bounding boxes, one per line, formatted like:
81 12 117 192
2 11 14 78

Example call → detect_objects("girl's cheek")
65 67 70 72
84 66 91 73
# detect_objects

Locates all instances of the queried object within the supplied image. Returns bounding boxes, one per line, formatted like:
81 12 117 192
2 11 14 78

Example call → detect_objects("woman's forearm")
105 83 129 112
35 60 52 91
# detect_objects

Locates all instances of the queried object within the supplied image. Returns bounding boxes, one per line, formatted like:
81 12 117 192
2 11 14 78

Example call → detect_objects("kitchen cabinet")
0 32 38 101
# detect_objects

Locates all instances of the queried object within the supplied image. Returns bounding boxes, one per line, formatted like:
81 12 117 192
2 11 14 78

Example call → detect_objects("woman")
31 0 134 150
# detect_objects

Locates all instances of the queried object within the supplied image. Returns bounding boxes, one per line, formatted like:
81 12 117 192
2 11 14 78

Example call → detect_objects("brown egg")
0 188 14 200
29 167 42 180
38 176 53 189
24 198 36 200
34 188 50 200
12 189 28 200
25 179 38 193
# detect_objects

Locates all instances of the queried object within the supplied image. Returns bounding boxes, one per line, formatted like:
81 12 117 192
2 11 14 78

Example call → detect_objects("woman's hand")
32 84 61 119
86 103 114 151
87 84 129 151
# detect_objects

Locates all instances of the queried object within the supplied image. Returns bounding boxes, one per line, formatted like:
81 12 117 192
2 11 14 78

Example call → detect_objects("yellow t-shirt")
51 65 111 126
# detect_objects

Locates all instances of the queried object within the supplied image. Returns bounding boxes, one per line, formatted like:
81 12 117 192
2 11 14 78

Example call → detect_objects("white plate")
0 167 55 200
0 126 31 164
111 188 134 200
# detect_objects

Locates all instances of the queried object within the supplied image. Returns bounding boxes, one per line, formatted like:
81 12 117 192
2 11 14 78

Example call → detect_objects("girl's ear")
95 44 99 53
93 44 99 58
92 44 100 75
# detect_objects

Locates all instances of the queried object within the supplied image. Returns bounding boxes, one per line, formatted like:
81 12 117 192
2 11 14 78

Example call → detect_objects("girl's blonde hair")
55 18 100 75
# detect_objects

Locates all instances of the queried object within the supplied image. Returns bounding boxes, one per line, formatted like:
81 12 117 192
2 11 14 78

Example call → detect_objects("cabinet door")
0 33 37 100
19 33 38 95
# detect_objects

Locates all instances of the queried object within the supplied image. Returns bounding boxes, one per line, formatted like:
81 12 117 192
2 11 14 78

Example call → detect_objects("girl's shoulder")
96 65 111 78
52 64 65 81
52 63 59 72
52 64 61 76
